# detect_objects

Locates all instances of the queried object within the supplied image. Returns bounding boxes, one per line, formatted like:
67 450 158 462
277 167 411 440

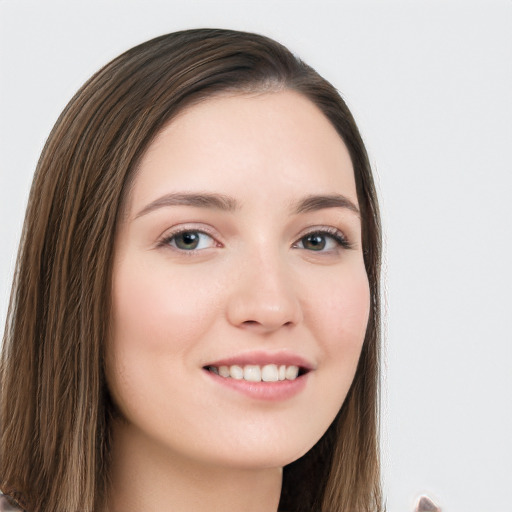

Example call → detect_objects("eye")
294 229 351 252
161 230 217 251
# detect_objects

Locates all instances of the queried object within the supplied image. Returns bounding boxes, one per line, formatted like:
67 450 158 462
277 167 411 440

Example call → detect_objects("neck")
106 419 283 512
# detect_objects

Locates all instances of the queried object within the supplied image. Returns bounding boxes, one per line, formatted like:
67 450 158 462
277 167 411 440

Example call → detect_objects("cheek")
309 265 370 346
304 264 370 390
106 257 223 405
111 257 219 351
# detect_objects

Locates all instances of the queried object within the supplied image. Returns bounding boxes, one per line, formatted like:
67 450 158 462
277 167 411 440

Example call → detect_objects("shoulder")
0 494 24 512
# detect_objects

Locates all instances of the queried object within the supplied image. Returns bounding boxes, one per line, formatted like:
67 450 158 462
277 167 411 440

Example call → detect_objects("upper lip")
203 350 315 371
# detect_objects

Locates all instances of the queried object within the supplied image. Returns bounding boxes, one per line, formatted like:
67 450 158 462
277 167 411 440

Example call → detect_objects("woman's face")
107 90 370 469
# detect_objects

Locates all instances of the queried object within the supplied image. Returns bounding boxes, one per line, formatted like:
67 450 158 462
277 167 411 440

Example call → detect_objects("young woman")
0 29 382 512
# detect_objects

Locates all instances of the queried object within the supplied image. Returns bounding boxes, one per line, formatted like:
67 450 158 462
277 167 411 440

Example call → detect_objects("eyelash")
158 227 219 253
158 226 352 254
293 227 353 252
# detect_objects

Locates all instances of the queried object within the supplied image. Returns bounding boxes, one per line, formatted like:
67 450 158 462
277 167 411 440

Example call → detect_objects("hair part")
1 28 382 512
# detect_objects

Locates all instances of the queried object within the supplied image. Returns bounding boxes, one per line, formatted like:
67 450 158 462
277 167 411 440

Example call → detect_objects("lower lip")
204 370 309 401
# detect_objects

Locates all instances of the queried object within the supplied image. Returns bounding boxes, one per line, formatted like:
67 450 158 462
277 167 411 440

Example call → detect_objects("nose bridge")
226 240 302 331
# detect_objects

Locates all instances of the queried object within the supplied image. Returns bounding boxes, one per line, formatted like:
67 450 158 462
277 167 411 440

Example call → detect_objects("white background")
1 1 511 511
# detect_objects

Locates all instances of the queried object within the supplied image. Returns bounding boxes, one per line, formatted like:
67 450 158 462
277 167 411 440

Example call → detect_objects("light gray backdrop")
1 1 511 511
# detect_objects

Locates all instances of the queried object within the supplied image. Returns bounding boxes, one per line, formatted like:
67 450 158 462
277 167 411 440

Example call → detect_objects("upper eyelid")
298 226 345 236
159 225 346 238
295 225 349 241
159 223 220 240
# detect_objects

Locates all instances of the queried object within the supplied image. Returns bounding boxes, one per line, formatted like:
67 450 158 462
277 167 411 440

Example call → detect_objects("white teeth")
230 365 244 380
243 365 261 382
261 364 279 382
285 365 299 380
218 365 230 377
209 364 301 382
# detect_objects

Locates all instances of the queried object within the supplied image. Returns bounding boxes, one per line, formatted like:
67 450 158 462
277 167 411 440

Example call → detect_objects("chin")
197 428 327 471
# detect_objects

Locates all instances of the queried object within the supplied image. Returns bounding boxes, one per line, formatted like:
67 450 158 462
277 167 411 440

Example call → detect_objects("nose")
226 250 303 334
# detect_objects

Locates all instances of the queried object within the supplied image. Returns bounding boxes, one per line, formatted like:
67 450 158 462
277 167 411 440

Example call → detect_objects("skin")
106 90 370 512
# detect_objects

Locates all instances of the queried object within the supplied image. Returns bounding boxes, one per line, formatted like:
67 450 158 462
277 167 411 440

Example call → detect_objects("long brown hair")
0 29 382 512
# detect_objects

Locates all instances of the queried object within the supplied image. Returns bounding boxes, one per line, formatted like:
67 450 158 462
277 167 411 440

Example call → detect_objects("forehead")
128 90 357 214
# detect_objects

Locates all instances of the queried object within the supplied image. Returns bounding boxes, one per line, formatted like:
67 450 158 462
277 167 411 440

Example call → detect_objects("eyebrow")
135 192 241 218
291 194 360 216
134 191 359 219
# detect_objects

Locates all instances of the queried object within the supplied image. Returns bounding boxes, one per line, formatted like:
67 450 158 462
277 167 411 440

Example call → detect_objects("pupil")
305 234 325 251
177 232 199 249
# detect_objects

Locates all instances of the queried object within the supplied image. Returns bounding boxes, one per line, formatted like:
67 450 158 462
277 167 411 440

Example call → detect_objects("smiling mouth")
203 364 309 383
